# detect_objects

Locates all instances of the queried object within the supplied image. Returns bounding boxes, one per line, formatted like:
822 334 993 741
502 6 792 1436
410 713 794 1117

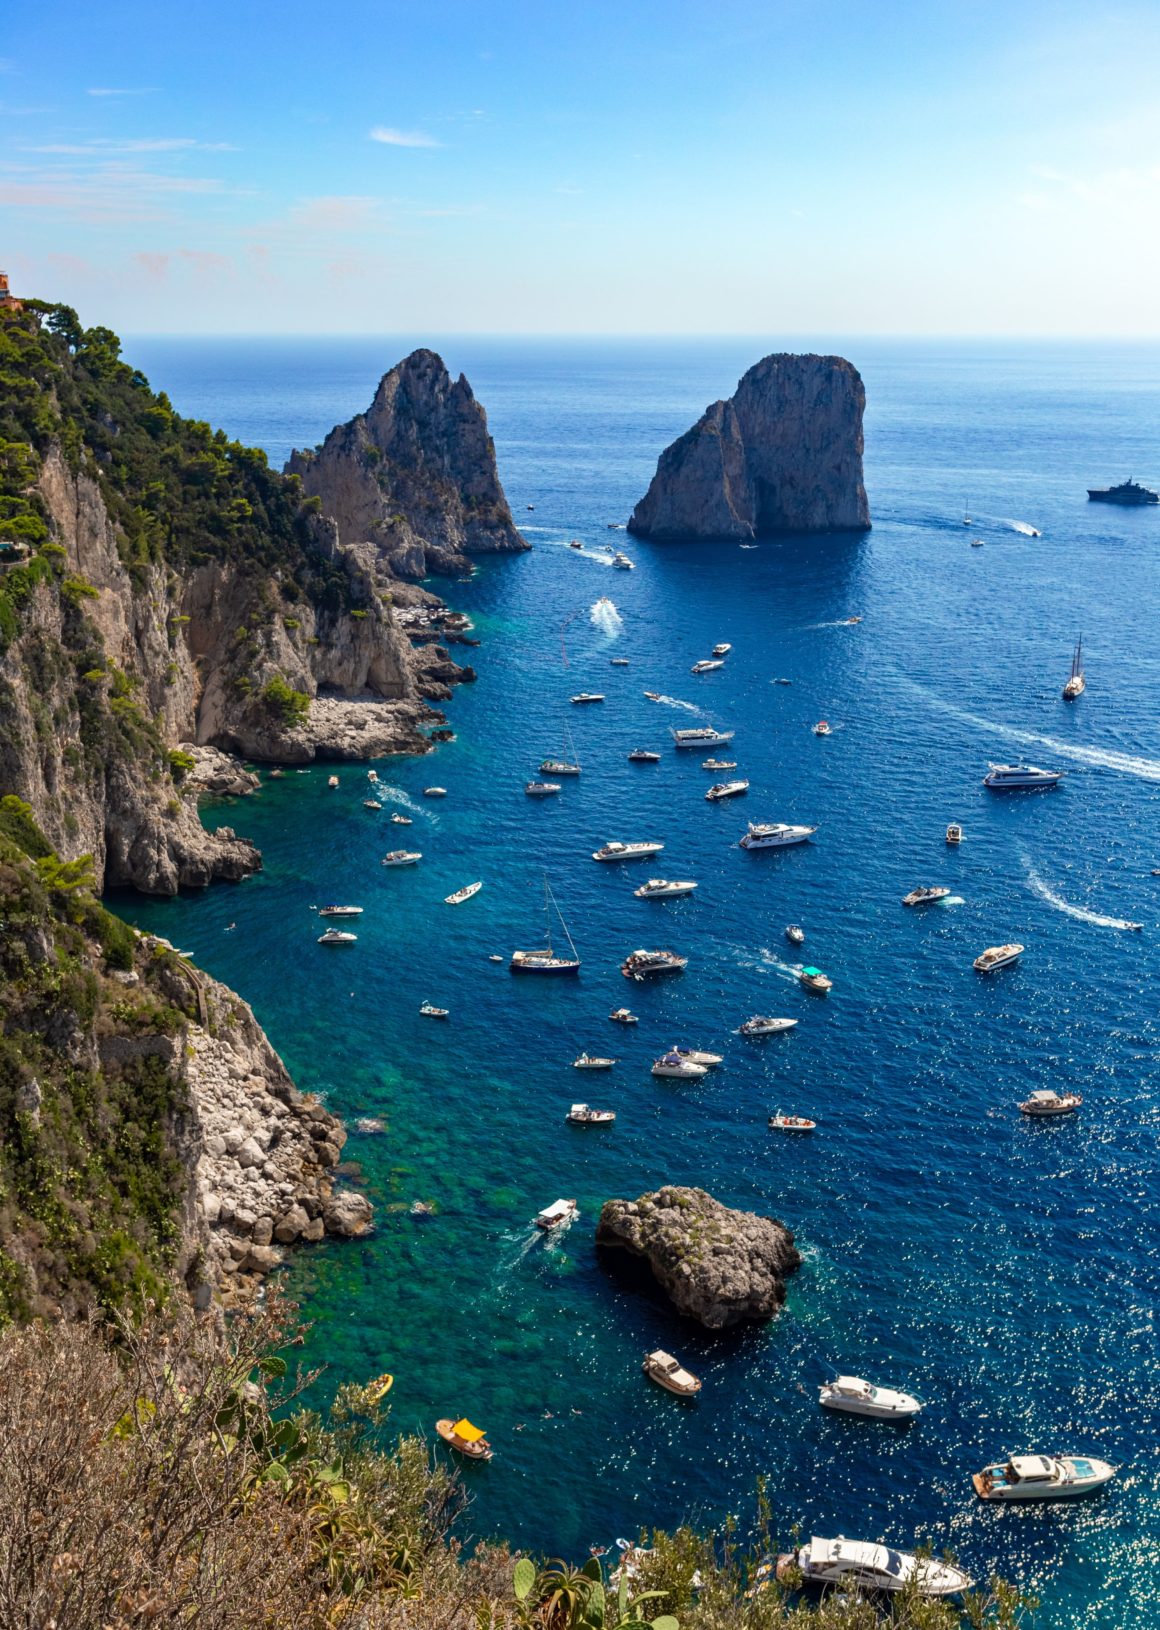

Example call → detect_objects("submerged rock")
628 354 870 539
595 1185 801 1328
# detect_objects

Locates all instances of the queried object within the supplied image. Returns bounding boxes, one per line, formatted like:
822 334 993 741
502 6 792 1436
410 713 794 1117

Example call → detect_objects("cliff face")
287 348 528 578
628 353 870 539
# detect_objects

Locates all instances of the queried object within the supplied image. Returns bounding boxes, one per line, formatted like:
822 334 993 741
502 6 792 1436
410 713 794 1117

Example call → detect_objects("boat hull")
510 953 581 974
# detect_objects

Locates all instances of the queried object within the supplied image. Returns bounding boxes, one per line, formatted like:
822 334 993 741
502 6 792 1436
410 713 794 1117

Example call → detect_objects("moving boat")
1063 636 1086 700
364 799 382 810
902 886 951 907
610 657 630 666
569 539 583 548
621 949 687 980
571 693 605 704
574 1053 616 1069
702 758 737 770
769 1113 816 1132
643 691 662 701
317 929 357 945
391 813 413 825
510 875 582 975
535 1197 578 1229
525 781 562 797
672 1047 722 1067
566 1103 616 1125
711 643 732 657
611 551 634 569
423 786 447 797
843 616 862 625
974 943 1024 973
672 726 735 749
740 822 816 850
1020 1089 1082 1117
319 905 364 918
785 924 805 945
946 823 962 845
777 1538 972 1598
651 1051 707 1080
973 1454 1116 1501
740 1016 798 1037
799 966 833 993
593 840 664 862
813 721 832 737
634 878 697 898
628 749 661 763
609 1007 638 1024
382 850 422 866
983 763 1063 790
435 1418 493 1461
706 780 749 801
643 1349 701 1395
445 881 483 905
1087 478 1159 505
691 659 724 674
419 1001 449 1018
819 1376 922 1419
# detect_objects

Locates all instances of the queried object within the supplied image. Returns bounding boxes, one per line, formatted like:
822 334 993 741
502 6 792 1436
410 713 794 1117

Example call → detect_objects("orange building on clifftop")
0 272 23 312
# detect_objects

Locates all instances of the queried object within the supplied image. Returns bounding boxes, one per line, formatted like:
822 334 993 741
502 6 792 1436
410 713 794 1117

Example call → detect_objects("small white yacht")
634 878 697 899
983 763 1064 790
391 812 413 825
364 798 382 810
319 905 364 918
769 1113 816 1132
739 822 816 850
691 659 725 674
974 943 1024 973
535 1198 578 1230
651 1051 707 1080
706 780 749 801
593 840 664 862
317 929 357 945
819 1376 923 1420
627 749 661 763
813 720 832 737
609 1007 638 1024
621 949 687 980
419 1001 448 1018
701 758 737 770
785 924 805 945
573 1053 616 1070
525 781 562 797
711 643 732 658
643 1350 701 1395
423 786 447 797
611 551 634 569
610 657 630 666
382 850 422 866
740 1016 798 1036
777 1538 971 1598
902 886 952 907
570 693 605 705
973 1454 1116 1501
566 1103 616 1125
327 775 340 788
1020 1089 1082 1117
444 881 482 905
946 823 962 844
672 726 734 749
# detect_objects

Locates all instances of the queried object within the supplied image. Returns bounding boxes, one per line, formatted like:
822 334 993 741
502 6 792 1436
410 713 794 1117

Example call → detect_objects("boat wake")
498 1228 546 1271
1024 859 1142 931
379 785 428 818
942 895 966 908
648 694 703 714
758 948 804 981
1007 519 1042 537
590 597 623 637
807 619 861 630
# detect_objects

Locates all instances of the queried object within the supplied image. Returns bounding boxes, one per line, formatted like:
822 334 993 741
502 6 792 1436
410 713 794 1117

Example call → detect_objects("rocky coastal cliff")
287 348 528 578
628 353 870 539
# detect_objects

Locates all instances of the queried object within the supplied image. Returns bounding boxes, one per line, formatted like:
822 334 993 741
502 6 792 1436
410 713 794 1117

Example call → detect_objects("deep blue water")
117 336 1160 1627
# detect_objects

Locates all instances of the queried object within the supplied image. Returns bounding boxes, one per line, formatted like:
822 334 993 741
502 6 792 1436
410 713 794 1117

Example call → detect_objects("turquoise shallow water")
117 337 1160 1626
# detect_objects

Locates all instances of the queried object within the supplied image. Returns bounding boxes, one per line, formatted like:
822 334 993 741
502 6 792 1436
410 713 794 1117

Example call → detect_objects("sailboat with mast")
1062 636 1085 700
540 723 581 777
510 876 582 974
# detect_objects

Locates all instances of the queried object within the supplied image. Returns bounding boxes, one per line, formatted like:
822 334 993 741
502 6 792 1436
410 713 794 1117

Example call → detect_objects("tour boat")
435 1418 493 1461
1019 1089 1082 1117
819 1376 922 1419
593 840 664 862
327 775 340 788
621 949 687 980
423 786 447 797
609 1007 638 1024
391 813 413 825
706 780 749 801
740 1016 798 1036
510 875 581 975
974 943 1024 973
651 1051 707 1080
739 822 816 850
769 1114 816 1133
634 878 697 899
566 1103 616 1125
711 643 732 657
571 693 605 704
628 749 661 763
317 929 357 945
611 552 634 569
776 1538 972 1598
972 1454 1116 1501
319 905 364 918
535 1198 578 1229
671 726 735 749
785 924 805 944
902 886 951 907
983 763 1063 790
525 781 562 797
672 1047 722 1067
813 721 832 737
444 881 483 906
799 966 833 993
382 850 422 866
691 659 725 674
573 1053 616 1069
945 823 962 844
702 758 737 770
643 1350 701 1395
419 1002 449 1018
364 799 382 810
1063 636 1086 700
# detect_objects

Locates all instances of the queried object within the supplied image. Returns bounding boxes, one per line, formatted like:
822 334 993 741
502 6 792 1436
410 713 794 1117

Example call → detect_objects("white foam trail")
649 693 703 714
379 785 429 819
807 619 860 630
943 895 966 907
1025 860 1142 931
758 948 803 981
1008 519 1041 537
590 597 623 637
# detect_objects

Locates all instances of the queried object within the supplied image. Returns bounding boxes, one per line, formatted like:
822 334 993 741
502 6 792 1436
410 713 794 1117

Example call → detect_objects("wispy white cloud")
0 161 241 223
27 137 237 154
287 194 385 232
369 125 440 149
86 87 154 98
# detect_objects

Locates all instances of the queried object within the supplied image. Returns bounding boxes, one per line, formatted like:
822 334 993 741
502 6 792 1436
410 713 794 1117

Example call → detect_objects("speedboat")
610 657 630 665
691 659 724 674
643 1350 701 1395
423 786 447 797
770 1114 816 1132
628 749 661 763
382 850 422 866
571 693 605 704
671 1047 722 1067
777 1538 971 1598
946 823 962 844
740 1016 798 1036
974 943 1024 973
799 966 832 993
902 886 951 907
319 905 364 918
317 929 357 945
621 949 687 980
706 780 749 801
651 1051 707 1079
391 813 413 824
611 552 634 569
973 1454 1116 1501
672 726 734 749
773 677 792 685
574 1053 616 1069
634 878 697 899
435 1418 492 1461
813 721 832 737
444 881 482 905
569 539 583 548
702 758 737 770
364 799 382 809
843 616 862 625
1020 1089 1082 1117
643 690 662 701
739 822 816 850
609 1007 638 1024
983 763 1063 790
593 840 664 862
785 924 805 944
819 1376 922 1419
419 1001 449 1018
525 781 562 796
711 643 732 657
367 770 379 781
535 1198 578 1229
540 759 581 776
566 1103 616 1125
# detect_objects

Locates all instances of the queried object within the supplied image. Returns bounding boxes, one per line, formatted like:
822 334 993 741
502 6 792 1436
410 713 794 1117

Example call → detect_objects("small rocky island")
627 353 870 539
596 1186 801 1328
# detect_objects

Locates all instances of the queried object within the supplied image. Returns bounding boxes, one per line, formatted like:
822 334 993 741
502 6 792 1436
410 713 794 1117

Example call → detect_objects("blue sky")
3 0 1159 334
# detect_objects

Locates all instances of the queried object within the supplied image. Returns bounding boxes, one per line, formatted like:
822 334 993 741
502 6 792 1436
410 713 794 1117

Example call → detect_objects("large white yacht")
973 1454 1116 1501
983 763 1064 790
634 878 697 898
739 822 816 850
705 780 749 801
740 1016 798 1036
671 726 735 749
819 1376 923 1420
690 659 724 674
593 840 664 862
777 1538 971 1598
651 1051 707 1080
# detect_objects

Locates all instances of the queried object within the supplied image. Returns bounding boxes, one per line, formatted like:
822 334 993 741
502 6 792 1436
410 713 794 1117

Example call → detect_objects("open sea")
115 335 1160 1627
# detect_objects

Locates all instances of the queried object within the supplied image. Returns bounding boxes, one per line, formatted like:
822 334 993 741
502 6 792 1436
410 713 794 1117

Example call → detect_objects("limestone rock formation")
287 348 528 578
596 1185 801 1328
628 354 870 539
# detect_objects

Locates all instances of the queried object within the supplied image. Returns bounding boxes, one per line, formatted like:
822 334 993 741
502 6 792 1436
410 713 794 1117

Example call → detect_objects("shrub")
261 674 311 728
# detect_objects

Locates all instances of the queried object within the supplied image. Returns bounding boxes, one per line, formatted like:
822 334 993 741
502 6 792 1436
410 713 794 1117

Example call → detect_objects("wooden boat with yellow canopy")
435 1417 493 1460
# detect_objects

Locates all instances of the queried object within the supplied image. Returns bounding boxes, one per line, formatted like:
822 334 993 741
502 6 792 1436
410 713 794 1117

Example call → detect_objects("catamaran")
510 875 581 974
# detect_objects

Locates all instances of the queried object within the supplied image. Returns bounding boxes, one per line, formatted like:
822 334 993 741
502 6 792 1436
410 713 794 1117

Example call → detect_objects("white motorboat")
643 1349 701 1395
739 822 816 850
610 657 630 666
609 1007 638 1024
711 643 732 657
611 552 634 569
651 1051 707 1080
799 966 833 993
367 770 379 782
672 1047 722 1067
535 1198 578 1230
973 1454 1116 1501
574 1053 616 1070
634 878 697 899
622 949 687 980
319 905 364 918
983 763 1063 790
706 780 749 801
819 1376 922 1419
773 677 792 685
643 690 662 701
382 850 422 866
391 812 413 825
571 693 605 704
785 924 805 945
902 886 951 907
946 823 962 844
974 943 1024 973
510 875 581 975
770 1113 815 1132
740 1016 798 1036
701 758 737 770
1020 1089 1082 1117
813 720 832 737
627 749 661 763
672 726 734 749
317 929 357 945
526 781 562 796
419 1001 449 1018
1063 636 1085 700
327 775 340 788
691 659 725 674
777 1538 971 1598
364 799 382 810
593 840 664 862
566 1103 616 1125
423 786 447 797
445 881 483 906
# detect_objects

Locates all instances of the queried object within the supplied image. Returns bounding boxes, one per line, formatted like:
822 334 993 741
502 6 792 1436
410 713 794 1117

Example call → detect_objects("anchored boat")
510 875 581 974
740 1016 798 1036
643 1350 701 1395
777 1538 971 1598
566 1103 616 1125
973 1454 1115 1501
974 943 1024 973
739 822 816 850
634 878 697 899
671 726 734 749
621 949 687 980
435 1418 492 1461
317 929 357 945
444 881 482 905
819 1375 922 1419
706 779 749 801
593 840 664 862
651 1051 707 1080
1019 1089 1082 1117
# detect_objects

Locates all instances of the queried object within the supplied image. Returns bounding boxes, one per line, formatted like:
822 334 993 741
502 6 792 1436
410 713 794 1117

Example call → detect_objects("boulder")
323 1191 374 1238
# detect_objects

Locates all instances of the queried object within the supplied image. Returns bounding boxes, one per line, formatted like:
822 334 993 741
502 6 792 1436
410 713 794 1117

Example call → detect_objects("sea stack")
628 353 870 539
287 349 528 578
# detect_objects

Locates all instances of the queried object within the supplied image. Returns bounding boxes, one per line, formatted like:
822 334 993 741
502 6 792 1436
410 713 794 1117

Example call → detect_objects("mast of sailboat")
543 874 579 962
1071 634 1083 679
565 721 580 770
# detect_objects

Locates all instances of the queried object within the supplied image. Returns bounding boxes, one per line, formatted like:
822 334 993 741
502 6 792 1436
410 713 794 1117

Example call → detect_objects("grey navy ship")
1087 478 1159 505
